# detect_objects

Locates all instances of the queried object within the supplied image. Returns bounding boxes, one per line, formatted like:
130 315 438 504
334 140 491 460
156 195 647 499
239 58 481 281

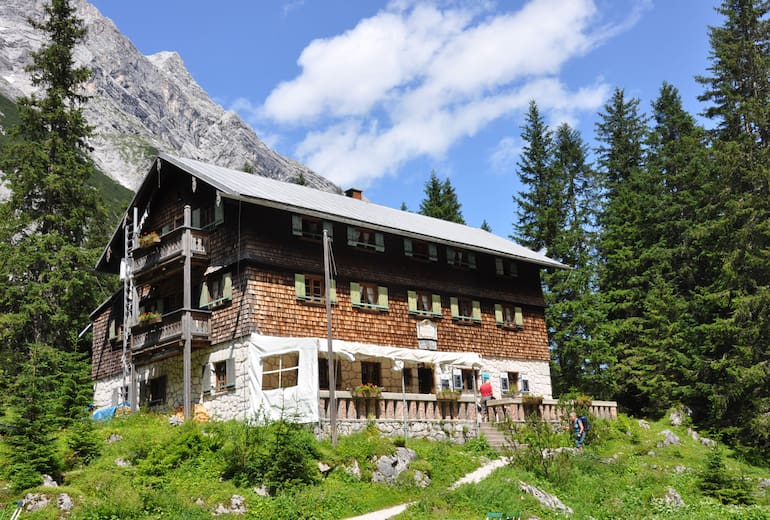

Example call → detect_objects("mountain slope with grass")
0 412 768 519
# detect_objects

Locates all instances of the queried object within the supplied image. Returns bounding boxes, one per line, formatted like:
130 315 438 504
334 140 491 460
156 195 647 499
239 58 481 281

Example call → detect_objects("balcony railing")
319 392 617 424
133 227 209 275
131 309 210 354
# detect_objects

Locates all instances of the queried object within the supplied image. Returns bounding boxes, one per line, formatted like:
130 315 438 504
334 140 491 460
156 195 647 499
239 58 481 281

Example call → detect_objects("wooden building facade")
90 154 565 424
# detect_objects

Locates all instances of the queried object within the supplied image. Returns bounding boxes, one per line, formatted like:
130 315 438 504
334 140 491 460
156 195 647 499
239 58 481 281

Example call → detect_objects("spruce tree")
0 0 108 487
513 100 557 252
418 170 465 224
693 0 770 454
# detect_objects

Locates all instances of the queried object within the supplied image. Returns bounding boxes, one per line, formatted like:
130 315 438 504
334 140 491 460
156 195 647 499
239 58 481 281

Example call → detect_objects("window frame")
361 361 382 387
494 303 524 329
446 247 476 269
403 238 438 262
347 226 385 252
292 214 333 241
262 351 300 391
450 296 481 323
295 273 337 304
199 271 233 309
407 290 442 317
350 282 388 311
495 257 519 277
318 357 342 390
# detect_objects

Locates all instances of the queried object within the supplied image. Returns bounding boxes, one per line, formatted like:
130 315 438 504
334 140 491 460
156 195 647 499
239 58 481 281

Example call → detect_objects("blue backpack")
579 415 590 431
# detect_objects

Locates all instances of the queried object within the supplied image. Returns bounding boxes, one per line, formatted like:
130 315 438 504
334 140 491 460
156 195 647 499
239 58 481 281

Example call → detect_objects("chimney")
345 188 363 200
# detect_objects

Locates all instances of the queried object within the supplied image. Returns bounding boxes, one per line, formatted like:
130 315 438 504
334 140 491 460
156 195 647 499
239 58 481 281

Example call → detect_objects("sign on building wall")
416 319 437 350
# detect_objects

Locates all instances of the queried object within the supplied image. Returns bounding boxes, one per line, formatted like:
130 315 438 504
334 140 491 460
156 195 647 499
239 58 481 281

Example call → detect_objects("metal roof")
158 153 567 269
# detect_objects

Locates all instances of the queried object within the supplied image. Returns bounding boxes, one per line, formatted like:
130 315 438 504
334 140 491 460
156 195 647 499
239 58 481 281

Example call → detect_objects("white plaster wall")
93 373 126 408
477 358 552 399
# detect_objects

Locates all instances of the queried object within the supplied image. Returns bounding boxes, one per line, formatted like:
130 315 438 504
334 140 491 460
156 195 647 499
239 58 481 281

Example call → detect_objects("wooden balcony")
131 309 211 358
132 227 209 279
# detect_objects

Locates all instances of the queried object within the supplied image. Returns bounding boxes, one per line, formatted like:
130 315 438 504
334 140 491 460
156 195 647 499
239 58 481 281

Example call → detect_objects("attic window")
292 214 333 240
403 238 437 262
495 258 519 277
347 226 384 252
447 247 476 269
191 203 224 230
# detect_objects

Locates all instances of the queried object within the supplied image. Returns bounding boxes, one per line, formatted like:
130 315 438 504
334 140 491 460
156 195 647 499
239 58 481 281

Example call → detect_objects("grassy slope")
0 413 768 519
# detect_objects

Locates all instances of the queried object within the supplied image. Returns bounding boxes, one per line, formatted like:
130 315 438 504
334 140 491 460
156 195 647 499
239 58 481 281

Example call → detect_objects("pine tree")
513 101 557 252
693 0 770 455
418 170 465 224
0 0 108 487
593 88 649 405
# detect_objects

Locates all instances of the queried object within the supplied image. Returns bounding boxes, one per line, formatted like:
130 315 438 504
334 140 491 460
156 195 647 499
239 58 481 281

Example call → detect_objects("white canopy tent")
245 334 483 423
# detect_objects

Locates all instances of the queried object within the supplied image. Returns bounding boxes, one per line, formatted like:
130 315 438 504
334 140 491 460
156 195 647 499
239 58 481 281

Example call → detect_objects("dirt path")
343 457 510 520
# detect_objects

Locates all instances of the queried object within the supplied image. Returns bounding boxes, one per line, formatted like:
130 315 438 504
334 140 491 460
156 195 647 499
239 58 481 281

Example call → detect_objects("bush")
504 414 573 485
699 447 755 505
65 418 102 468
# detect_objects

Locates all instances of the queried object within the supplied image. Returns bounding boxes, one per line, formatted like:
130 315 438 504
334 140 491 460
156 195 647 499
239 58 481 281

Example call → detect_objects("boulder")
371 447 418 485
519 481 573 515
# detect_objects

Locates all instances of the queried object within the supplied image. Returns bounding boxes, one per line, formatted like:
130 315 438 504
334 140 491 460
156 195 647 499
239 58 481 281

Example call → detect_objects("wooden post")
323 230 337 447
182 205 192 420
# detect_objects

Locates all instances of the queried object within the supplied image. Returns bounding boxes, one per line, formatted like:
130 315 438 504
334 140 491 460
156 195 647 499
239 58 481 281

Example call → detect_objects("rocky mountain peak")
0 0 339 193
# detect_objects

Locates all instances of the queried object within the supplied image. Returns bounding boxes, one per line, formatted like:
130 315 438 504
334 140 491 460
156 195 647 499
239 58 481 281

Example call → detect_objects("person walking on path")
479 374 493 421
569 412 585 450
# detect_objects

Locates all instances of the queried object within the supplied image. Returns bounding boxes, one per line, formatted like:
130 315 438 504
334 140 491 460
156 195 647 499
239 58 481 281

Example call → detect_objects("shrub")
699 447 755 505
504 413 573 485
65 418 102 468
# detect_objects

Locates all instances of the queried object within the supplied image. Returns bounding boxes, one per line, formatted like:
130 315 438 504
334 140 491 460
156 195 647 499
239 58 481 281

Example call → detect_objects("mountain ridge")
0 0 339 194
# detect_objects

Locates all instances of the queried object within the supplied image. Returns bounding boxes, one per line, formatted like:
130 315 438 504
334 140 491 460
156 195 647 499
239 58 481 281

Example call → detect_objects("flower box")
138 311 162 325
435 389 461 401
138 231 161 249
351 383 382 398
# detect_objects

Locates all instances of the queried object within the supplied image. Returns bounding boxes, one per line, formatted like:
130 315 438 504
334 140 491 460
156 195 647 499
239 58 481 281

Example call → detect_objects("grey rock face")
371 447 418 485
0 0 338 194
657 429 681 448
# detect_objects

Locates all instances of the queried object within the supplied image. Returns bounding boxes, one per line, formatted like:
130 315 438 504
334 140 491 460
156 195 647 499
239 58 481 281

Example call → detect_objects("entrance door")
417 367 434 394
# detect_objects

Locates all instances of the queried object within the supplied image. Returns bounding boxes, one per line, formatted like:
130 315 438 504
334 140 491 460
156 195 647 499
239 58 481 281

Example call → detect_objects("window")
262 352 299 390
199 272 233 309
446 247 476 269
403 238 437 261
495 257 519 277
347 226 385 252
361 361 381 386
292 214 333 240
501 372 519 394
202 359 236 393
461 369 477 391
295 274 336 304
418 366 434 394
108 316 124 343
407 290 442 317
192 203 224 229
495 304 524 328
319 358 342 390
450 297 481 323
350 282 388 311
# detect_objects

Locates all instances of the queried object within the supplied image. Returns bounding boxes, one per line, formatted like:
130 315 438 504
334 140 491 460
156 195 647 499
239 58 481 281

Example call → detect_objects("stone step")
479 423 509 448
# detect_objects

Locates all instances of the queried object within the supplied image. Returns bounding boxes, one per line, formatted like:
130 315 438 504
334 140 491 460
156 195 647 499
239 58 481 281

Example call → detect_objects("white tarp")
245 334 484 423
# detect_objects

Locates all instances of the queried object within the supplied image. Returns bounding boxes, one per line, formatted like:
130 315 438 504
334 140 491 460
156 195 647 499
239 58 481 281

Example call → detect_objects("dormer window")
495 258 519 277
347 226 384 252
403 238 438 262
292 215 333 240
447 247 476 269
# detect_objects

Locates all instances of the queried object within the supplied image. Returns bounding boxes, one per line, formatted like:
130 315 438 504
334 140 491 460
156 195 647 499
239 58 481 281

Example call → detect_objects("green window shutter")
350 282 361 306
157 299 164 314
347 226 357 245
494 304 503 324
428 244 438 262
450 297 459 318
374 232 385 252
191 208 201 228
447 248 456 265
199 282 211 308
407 290 417 312
495 258 504 276
468 252 477 269
214 202 224 225
161 224 171 236
472 300 481 321
329 279 337 304
323 221 334 239
202 363 211 393
377 286 388 310
432 294 442 315
226 358 236 388
222 272 233 301
109 319 117 340
294 274 306 300
403 238 413 257
292 215 303 236
514 306 524 327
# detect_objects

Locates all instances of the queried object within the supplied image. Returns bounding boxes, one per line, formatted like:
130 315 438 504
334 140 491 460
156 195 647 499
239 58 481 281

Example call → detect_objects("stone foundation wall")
314 419 478 444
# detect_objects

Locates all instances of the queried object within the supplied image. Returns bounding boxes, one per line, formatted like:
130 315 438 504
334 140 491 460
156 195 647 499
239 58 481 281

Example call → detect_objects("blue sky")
89 0 721 237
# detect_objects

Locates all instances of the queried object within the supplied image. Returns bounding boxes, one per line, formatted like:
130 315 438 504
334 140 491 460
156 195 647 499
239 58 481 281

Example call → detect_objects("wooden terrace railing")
133 227 209 275
131 309 211 354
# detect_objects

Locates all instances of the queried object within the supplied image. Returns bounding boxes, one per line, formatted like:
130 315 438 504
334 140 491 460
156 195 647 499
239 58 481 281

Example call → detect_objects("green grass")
0 413 768 519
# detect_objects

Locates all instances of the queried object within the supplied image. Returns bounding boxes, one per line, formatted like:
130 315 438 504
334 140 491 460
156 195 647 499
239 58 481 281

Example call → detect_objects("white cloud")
259 0 639 187
490 136 519 174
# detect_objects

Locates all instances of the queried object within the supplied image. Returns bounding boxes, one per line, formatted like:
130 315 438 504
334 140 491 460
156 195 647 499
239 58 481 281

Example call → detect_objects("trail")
343 457 510 520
